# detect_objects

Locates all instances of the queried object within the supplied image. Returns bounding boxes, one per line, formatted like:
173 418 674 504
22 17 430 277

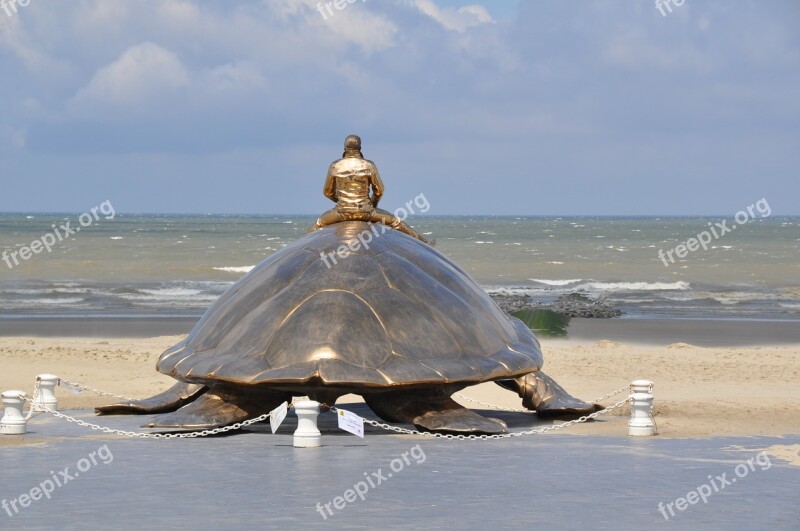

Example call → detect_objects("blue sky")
1 0 798 215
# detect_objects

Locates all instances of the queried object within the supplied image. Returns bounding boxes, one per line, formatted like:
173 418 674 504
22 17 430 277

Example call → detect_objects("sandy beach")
2 334 797 440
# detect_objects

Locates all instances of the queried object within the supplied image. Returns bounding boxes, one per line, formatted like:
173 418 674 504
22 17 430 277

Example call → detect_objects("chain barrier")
589 384 631 403
10 376 634 441
327 394 632 441
57 378 137 402
23 378 42 421
453 383 631 414
17 393 281 439
451 394 534 414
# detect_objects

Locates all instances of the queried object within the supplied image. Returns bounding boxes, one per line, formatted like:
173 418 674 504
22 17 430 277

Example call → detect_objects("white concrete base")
628 379 657 436
33 374 59 413
1 391 27 435
293 400 322 448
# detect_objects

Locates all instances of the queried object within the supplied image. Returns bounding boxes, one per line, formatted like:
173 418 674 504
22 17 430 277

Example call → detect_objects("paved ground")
1 406 797 530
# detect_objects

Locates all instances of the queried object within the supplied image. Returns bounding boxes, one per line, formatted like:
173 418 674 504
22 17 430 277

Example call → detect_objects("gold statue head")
343 134 363 158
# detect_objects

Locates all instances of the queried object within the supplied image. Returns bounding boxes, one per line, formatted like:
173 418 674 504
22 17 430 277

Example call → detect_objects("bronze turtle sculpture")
98 221 600 434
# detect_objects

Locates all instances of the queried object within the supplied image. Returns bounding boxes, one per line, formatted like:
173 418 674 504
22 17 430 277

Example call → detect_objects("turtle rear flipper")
497 371 603 419
365 389 508 435
144 386 291 430
95 382 206 415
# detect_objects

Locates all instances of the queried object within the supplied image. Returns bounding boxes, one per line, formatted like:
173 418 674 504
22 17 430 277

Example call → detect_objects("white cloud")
200 61 268 98
268 0 397 52
602 30 707 69
0 11 68 75
68 42 189 115
319 6 398 52
0 126 27 150
411 0 494 32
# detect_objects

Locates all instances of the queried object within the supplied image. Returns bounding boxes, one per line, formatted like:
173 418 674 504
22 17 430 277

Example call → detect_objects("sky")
0 0 798 216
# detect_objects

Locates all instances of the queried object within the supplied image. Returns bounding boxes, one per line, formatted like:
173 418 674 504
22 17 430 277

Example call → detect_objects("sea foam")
213 266 256 273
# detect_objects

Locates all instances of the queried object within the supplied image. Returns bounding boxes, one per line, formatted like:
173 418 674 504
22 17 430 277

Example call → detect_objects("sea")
0 214 798 322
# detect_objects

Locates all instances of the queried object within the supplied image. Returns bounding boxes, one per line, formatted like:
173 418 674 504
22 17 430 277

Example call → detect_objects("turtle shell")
157 221 542 389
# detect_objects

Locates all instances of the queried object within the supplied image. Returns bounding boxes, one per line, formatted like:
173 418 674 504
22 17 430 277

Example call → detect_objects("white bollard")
293 400 322 448
628 379 657 436
1 391 28 435
33 374 59 413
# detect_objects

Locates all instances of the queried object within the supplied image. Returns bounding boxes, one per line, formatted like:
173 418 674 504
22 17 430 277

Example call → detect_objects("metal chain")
57 378 138 402
56 380 633 412
452 394 534 414
13 379 634 441
329 394 632 441
588 384 631 403
453 383 631 414
17 393 281 439
23 378 42 421
53 376 631 417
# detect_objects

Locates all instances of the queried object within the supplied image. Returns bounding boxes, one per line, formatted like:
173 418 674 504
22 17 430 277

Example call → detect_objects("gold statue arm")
323 165 337 202
370 164 384 208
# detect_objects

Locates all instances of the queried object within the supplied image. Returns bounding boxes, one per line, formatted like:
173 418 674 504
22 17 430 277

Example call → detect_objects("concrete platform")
1 406 798 530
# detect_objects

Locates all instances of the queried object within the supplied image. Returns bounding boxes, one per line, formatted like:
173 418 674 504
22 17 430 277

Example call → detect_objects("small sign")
337 409 365 438
269 402 288 434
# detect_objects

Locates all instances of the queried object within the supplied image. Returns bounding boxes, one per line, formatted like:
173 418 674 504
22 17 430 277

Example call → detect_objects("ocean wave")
643 290 777 305
214 266 256 273
575 281 691 292
4 289 48 295
485 286 547 296
15 297 85 305
659 292 713 302
528 279 584 286
4 288 90 296
117 287 219 302
140 288 204 297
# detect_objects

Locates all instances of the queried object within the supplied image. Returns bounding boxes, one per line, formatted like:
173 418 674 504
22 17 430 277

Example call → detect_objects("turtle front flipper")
365 388 508 435
497 371 603 419
95 381 207 415
144 385 291 430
